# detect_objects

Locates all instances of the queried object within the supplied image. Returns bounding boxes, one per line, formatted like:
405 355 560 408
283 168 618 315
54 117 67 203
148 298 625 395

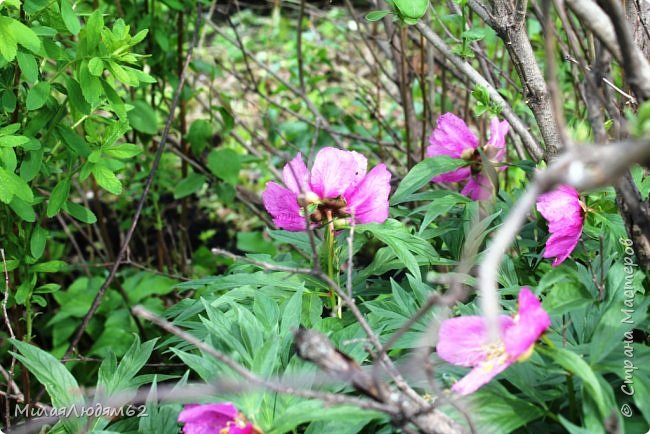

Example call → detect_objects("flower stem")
324 210 340 317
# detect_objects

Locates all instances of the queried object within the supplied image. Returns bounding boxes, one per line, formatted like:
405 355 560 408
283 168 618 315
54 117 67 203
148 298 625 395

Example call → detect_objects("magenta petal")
426 113 478 159
344 164 391 224
536 185 584 266
461 174 493 200
309 147 367 198
504 288 551 357
262 182 307 231
432 167 471 183
178 403 238 433
230 424 254 434
451 358 511 395
437 316 514 367
484 118 510 162
282 153 310 195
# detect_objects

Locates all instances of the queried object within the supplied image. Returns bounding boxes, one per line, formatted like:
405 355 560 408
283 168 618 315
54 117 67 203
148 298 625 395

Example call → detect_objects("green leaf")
79 61 103 105
31 260 66 272
63 202 97 224
20 148 43 182
0 18 18 61
47 179 70 218
16 51 39 83
88 57 104 76
92 163 123 195
365 10 391 21
57 125 91 157
65 76 91 115
358 219 437 278
84 10 104 51
127 100 158 135
0 135 30 147
469 385 545 434
207 148 240 185
10 340 83 433
107 60 139 86
542 346 609 419
462 27 489 41
173 173 206 199
103 143 142 159
9 197 36 222
393 0 428 20
0 167 33 204
390 156 467 204
30 225 47 259
5 18 41 54
186 119 213 155
60 0 81 35
25 81 50 111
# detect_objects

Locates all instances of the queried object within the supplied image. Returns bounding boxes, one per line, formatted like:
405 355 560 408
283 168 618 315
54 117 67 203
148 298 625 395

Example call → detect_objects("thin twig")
62 5 204 360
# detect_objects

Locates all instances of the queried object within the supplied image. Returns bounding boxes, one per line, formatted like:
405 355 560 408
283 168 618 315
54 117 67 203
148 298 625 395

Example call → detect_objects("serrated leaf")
92 164 122 195
103 143 142 159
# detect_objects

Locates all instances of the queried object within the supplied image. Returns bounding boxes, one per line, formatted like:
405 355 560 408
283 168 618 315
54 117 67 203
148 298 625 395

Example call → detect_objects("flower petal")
437 315 514 367
426 113 478 159
262 182 307 231
450 357 511 395
484 117 510 162
432 167 472 183
282 153 310 195
504 288 551 358
309 147 367 198
461 174 493 200
536 185 584 266
344 164 391 224
178 403 238 432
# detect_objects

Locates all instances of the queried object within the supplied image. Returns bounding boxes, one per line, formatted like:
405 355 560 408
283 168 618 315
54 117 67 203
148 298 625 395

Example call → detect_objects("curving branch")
479 139 650 340
415 22 544 161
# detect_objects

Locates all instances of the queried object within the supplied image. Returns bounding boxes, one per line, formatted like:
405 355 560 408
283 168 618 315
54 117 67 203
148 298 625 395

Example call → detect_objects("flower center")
303 196 350 224
480 341 509 372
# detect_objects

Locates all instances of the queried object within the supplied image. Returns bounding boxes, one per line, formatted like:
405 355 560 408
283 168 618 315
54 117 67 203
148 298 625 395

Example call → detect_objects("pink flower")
536 185 585 266
262 147 391 231
436 287 551 395
178 402 256 434
426 113 509 200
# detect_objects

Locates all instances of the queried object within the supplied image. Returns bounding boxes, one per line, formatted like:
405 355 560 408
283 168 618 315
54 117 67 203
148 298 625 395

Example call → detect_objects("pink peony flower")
436 287 551 395
426 113 509 200
262 147 391 231
178 402 256 434
536 185 585 266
